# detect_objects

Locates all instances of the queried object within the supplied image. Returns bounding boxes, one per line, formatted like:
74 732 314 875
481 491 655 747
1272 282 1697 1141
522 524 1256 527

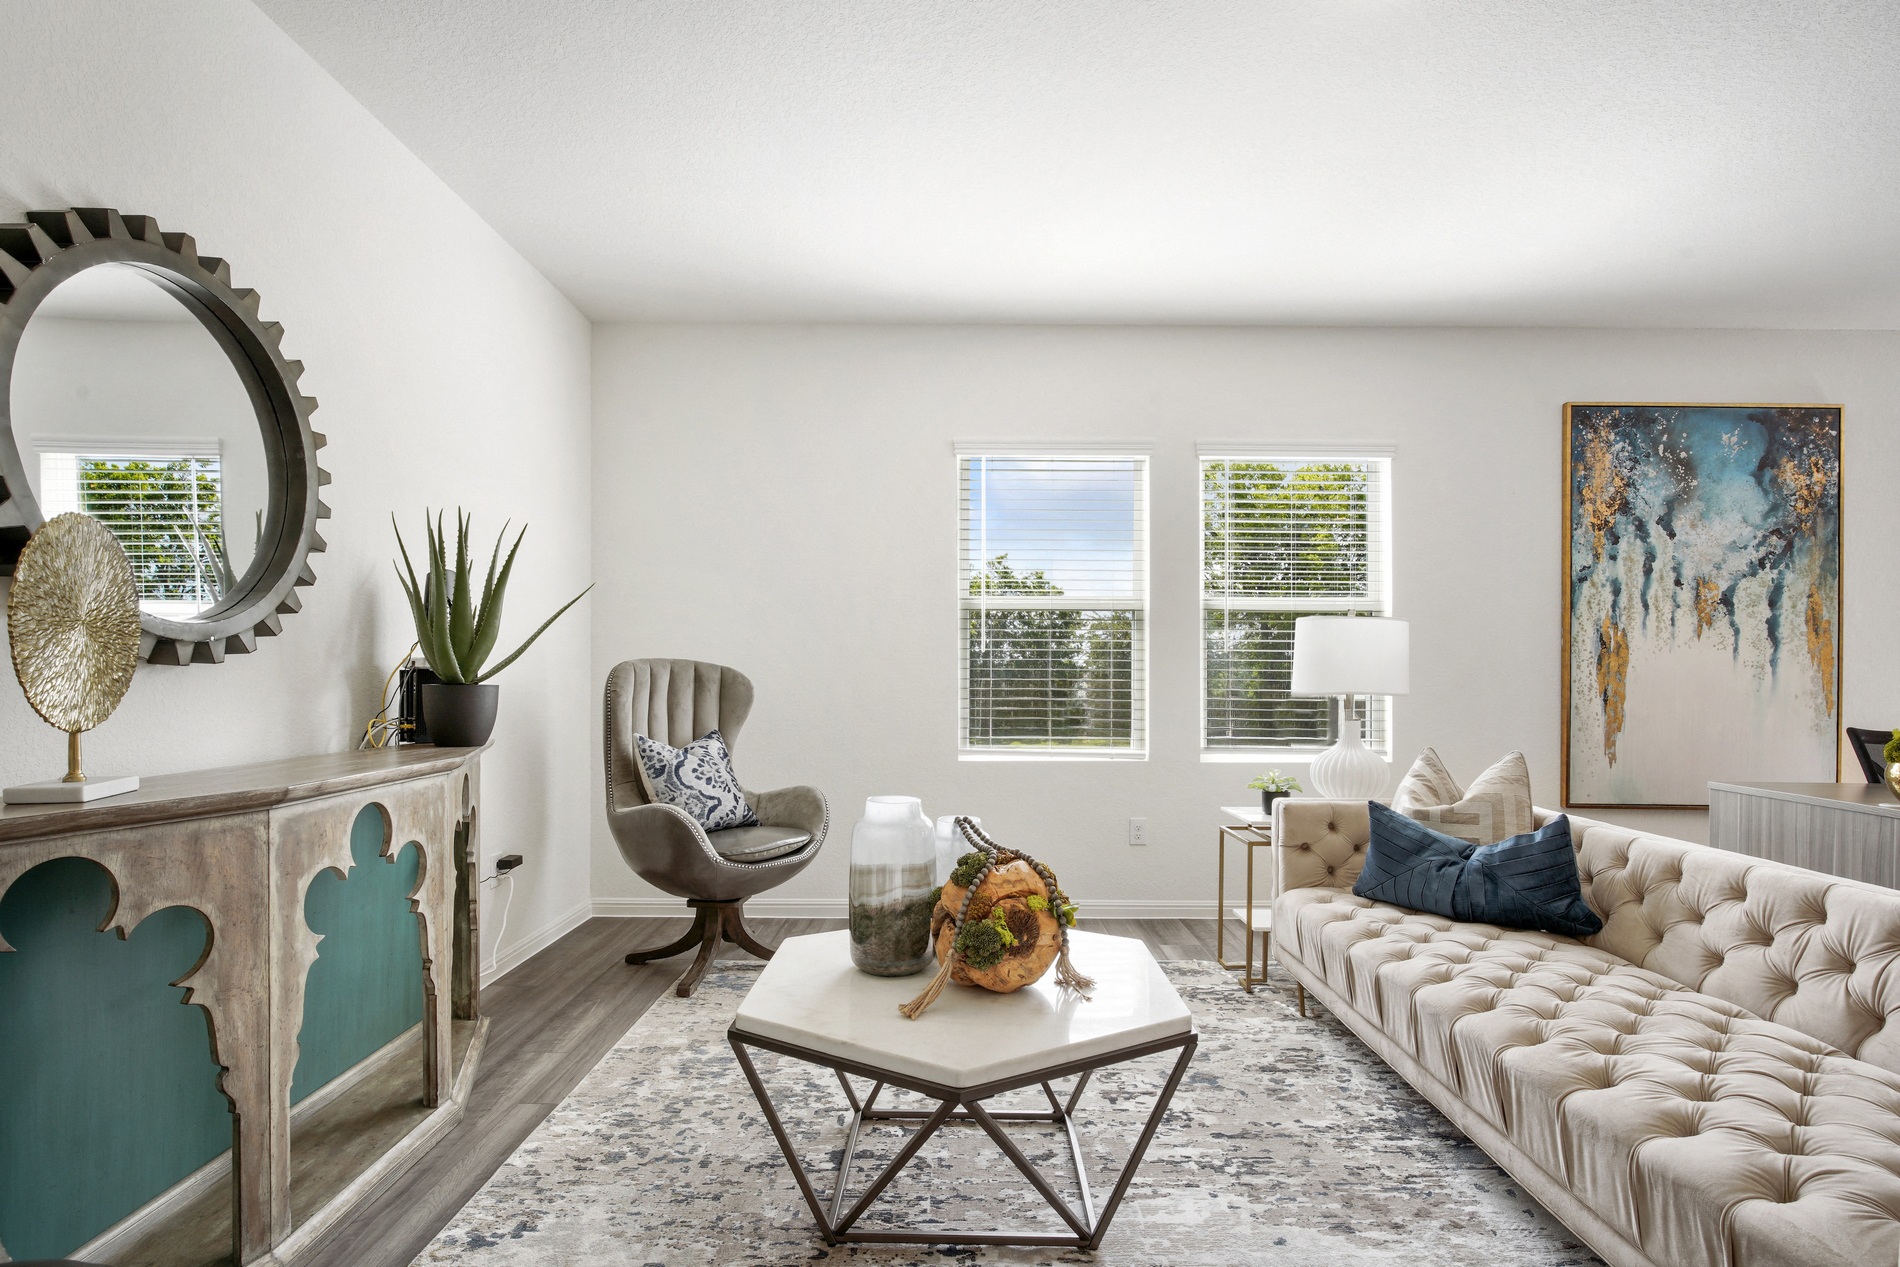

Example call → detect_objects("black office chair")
1845 727 1894 784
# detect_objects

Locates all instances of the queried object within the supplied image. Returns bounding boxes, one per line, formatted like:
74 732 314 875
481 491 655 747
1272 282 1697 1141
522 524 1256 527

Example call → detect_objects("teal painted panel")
0 858 228 1260
292 805 424 1101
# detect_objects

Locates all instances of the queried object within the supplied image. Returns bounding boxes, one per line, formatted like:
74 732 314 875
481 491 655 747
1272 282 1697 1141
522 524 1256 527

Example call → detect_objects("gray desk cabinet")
1708 782 1900 889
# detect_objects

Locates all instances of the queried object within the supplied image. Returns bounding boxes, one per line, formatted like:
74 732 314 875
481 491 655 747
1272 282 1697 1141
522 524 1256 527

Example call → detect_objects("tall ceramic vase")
849 796 935 976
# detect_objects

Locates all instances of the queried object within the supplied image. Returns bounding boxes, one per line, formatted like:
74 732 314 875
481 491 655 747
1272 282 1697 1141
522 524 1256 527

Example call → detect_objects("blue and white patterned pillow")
632 729 759 831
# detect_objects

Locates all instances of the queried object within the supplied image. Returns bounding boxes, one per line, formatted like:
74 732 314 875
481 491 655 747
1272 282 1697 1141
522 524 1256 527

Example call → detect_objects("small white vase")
934 814 981 886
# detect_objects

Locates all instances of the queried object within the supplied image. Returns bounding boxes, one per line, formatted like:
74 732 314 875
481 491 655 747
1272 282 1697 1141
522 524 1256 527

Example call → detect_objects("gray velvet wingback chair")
605 658 829 996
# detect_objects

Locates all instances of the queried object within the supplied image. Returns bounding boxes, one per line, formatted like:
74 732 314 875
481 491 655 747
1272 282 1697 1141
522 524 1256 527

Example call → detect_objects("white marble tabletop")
730 929 1192 1089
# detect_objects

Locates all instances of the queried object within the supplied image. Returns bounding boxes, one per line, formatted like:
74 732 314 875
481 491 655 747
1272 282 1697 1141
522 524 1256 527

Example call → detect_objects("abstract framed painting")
1563 403 1842 809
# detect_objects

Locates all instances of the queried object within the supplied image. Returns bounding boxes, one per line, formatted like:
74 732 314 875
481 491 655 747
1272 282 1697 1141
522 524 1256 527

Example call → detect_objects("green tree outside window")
1202 459 1387 751
76 456 228 608
964 555 1135 750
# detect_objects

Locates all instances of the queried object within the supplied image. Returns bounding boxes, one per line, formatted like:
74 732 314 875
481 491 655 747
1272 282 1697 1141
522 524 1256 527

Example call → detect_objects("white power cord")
484 870 516 977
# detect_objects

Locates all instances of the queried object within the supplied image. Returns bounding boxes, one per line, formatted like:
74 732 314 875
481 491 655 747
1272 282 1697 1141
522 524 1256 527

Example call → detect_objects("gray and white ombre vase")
847 795 935 977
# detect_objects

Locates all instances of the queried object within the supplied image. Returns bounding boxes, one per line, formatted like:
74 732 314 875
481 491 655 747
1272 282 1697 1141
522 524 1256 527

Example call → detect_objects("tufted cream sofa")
1270 798 1900 1267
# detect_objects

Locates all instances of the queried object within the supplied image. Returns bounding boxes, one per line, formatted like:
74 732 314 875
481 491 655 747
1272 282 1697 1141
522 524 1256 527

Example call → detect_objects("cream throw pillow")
1392 748 1536 846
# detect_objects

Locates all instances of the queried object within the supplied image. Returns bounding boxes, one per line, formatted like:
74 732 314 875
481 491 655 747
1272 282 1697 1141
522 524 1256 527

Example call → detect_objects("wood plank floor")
300 915 1238 1267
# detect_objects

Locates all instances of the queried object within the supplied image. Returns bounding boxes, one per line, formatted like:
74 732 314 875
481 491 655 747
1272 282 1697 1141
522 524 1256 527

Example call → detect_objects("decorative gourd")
898 818 1091 1019
929 858 1061 993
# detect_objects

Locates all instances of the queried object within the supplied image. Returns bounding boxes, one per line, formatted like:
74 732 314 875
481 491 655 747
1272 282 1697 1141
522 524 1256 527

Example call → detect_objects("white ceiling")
255 1 1900 327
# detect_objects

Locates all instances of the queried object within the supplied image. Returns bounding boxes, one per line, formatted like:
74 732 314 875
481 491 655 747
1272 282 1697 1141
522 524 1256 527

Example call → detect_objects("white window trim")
955 438 1155 455
956 448 1151 762
1197 448 1396 760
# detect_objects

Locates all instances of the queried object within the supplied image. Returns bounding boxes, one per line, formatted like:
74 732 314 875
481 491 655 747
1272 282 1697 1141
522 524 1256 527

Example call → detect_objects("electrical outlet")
1128 818 1148 846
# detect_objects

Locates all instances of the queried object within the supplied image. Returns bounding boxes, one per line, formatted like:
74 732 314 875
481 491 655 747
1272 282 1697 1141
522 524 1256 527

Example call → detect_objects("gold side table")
1215 806 1273 992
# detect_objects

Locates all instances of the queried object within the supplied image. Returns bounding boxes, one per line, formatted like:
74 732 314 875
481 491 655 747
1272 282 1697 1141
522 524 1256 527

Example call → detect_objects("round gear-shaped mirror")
0 207 329 665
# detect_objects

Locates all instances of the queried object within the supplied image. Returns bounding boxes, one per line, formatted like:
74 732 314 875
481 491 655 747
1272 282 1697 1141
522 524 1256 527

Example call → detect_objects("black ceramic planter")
1260 789 1288 817
421 682 499 748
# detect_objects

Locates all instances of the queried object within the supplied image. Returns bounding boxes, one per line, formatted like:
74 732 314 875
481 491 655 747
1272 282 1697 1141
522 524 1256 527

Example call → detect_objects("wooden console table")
0 746 487 1266
1708 781 1900 889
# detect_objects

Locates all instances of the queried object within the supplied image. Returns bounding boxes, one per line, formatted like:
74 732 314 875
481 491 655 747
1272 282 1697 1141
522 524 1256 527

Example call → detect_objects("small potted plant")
1247 770 1302 817
1884 730 1900 798
393 509 591 748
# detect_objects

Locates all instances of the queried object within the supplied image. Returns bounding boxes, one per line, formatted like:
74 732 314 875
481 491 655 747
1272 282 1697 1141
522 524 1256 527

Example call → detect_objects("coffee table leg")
729 1030 1195 1249
1085 1033 1199 1250
728 1037 837 1241
965 1098 1093 1238
829 1080 883 1224
831 1095 958 1235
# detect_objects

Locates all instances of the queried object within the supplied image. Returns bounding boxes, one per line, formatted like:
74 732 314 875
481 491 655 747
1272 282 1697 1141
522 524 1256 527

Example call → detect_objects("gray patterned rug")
415 961 1602 1266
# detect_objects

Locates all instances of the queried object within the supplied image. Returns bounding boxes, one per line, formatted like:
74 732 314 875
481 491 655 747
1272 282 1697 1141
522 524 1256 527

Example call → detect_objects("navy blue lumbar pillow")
1354 801 1603 938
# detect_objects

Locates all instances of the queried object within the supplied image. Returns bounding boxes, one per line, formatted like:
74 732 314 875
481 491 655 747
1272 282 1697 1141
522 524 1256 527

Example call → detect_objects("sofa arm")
1272 799 1372 894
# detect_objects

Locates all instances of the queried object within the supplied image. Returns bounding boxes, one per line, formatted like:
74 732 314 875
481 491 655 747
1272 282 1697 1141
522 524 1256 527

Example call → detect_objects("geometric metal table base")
728 1026 1198 1249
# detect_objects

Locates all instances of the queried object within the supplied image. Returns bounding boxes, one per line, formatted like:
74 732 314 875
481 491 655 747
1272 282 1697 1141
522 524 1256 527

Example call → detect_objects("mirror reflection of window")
36 439 227 619
6 263 267 622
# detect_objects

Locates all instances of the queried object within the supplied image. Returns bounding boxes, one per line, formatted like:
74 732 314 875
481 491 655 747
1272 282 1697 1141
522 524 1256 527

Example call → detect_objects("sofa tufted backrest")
1273 798 1373 893
1271 798 1900 1077
1566 811 1900 1077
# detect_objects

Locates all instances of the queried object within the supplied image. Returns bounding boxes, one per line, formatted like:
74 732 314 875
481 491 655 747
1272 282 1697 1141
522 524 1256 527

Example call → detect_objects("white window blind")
37 436 228 619
1201 454 1392 754
959 452 1148 757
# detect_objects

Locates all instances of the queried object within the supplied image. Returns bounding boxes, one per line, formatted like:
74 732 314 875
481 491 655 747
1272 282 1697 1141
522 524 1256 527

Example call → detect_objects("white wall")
0 0 595 973
590 323 1900 915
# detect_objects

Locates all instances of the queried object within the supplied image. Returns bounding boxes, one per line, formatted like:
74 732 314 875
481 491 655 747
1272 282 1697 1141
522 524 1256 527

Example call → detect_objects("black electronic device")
396 661 441 744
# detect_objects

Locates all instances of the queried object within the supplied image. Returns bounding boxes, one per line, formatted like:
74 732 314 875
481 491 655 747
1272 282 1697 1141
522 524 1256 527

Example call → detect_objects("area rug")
415 962 1603 1266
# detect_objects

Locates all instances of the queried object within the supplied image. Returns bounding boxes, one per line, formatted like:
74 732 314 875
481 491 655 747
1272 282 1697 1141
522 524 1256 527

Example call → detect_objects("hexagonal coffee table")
727 928 1196 1250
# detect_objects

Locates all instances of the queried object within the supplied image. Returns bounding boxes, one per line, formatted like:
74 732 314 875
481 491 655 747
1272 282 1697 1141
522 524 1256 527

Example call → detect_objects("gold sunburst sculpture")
8 513 141 784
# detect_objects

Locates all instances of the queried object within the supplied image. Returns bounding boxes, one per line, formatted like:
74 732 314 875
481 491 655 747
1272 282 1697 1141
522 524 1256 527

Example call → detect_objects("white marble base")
730 929 1192 1089
4 773 141 804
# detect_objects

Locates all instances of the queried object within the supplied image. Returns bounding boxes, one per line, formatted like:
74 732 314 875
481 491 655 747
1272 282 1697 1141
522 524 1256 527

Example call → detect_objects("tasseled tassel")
1054 942 1095 998
898 954 955 1019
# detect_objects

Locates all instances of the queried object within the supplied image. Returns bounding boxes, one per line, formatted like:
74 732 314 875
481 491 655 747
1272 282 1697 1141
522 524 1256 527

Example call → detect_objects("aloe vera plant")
393 509 591 684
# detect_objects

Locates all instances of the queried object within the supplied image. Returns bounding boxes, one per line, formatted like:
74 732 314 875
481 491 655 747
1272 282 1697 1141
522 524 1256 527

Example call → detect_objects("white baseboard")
591 897 1220 921
486 897 593 980
592 896 844 919
1066 900 1225 920
291 1024 423 1121
71 1146 231 1263
70 1023 425 1263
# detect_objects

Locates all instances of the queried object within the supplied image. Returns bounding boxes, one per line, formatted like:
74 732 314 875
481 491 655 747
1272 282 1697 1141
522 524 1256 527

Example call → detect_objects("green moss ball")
950 851 987 889
955 917 1009 969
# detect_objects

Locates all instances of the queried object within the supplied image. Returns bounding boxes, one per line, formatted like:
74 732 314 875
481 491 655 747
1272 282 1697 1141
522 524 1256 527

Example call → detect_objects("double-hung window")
36 436 229 619
958 448 1148 758
1201 450 1392 755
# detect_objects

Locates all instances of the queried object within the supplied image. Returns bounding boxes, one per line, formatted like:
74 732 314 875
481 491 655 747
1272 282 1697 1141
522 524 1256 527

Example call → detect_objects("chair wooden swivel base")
604 659 830 997
626 897 781 997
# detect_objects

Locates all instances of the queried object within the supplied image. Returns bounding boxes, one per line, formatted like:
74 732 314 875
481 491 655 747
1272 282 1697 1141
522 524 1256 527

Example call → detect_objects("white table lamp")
1290 616 1410 799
